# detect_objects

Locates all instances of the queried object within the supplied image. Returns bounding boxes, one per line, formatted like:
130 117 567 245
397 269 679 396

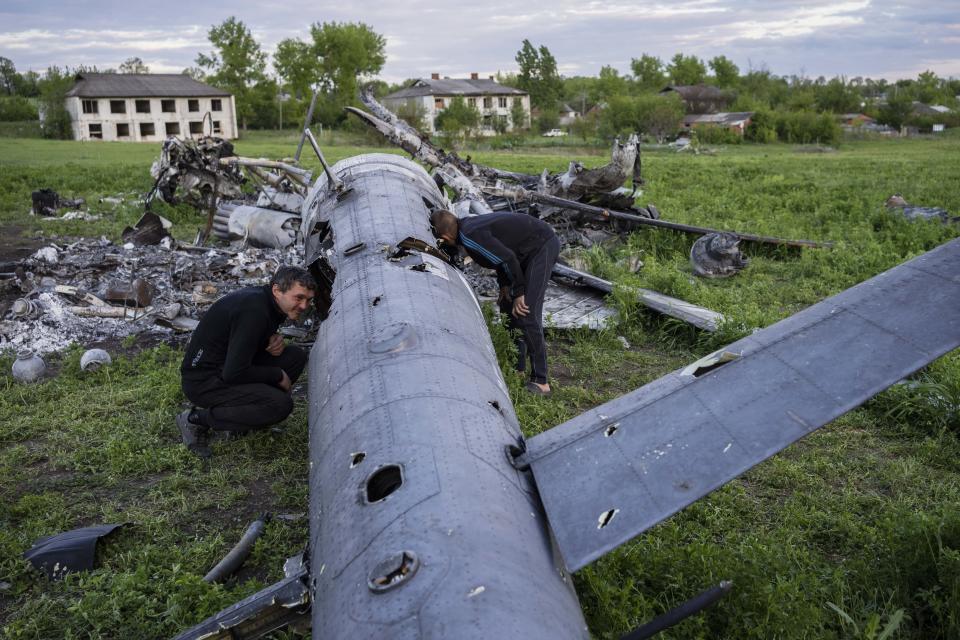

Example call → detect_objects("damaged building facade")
382 74 530 136
64 73 238 142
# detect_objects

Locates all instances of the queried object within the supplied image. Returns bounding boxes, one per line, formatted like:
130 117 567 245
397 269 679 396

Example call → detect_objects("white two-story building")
383 73 530 136
64 73 238 142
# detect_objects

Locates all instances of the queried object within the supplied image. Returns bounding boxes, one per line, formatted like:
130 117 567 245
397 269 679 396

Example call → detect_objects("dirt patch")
0 224 46 264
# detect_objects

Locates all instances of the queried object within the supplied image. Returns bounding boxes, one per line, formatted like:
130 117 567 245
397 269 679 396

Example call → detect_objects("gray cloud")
1 0 957 80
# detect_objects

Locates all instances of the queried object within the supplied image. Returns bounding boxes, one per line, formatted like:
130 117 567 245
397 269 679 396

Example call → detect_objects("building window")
88 123 102 139
434 98 444 109
212 121 222 134
110 100 126 114
483 97 493 109
139 122 156 137
189 121 204 135
188 99 199 112
468 98 477 107
498 97 508 109
165 122 180 135
161 99 176 113
135 100 151 113
116 123 130 137
211 99 222 111
82 100 98 114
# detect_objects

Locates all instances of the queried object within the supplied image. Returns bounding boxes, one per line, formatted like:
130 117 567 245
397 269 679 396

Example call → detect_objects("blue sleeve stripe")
459 233 502 265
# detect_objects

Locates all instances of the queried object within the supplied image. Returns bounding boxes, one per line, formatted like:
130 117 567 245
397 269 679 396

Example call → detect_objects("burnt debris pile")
0 236 299 355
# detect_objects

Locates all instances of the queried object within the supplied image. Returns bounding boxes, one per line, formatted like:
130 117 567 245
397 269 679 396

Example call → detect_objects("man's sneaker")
177 409 212 459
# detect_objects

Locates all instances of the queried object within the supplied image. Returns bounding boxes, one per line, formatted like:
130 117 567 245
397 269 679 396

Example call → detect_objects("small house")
64 73 238 142
682 112 753 136
383 73 530 135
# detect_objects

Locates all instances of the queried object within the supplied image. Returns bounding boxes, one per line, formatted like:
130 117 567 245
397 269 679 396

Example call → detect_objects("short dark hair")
430 209 459 239
271 265 317 292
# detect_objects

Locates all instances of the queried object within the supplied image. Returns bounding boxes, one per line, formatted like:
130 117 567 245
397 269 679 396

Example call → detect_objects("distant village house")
64 73 238 142
557 103 579 127
383 73 530 136
682 112 753 137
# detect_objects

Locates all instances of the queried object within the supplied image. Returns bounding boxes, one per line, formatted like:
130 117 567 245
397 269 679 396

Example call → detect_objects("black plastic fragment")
23 523 125 580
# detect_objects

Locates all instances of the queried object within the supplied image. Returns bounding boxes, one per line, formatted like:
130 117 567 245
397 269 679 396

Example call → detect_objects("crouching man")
177 266 316 457
430 209 560 395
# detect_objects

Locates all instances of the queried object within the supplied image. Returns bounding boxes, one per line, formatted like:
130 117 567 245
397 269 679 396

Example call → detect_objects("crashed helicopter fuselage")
300 153 589 637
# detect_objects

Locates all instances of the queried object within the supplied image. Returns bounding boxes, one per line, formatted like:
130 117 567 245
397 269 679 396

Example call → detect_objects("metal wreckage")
156 90 960 639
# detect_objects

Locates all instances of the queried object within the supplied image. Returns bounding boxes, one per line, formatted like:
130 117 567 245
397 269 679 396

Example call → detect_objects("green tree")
630 54 666 92
119 57 149 74
594 66 629 101
182 67 206 81
244 78 282 129
667 53 706 85
310 21 386 125
196 16 268 131
745 109 778 143
273 38 318 100
815 77 861 113
396 100 429 131
534 107 559 133
914 70 943 104
38 66 73 139
636 93 684 142
434 96 480 145
0 96 38 121
708 55 739 89
510 98 528 131
0 57 18 95
569 110 599 141
598 95 638 139
878 91 913 130
14 69 40 97
739 69 789 109
514 39 563 111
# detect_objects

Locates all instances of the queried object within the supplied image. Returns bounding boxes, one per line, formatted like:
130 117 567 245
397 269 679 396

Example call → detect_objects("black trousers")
181 346 308 432
501 236 560 384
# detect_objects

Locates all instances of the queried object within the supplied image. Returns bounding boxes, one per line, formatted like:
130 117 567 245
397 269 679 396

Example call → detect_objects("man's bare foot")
525 381 552 396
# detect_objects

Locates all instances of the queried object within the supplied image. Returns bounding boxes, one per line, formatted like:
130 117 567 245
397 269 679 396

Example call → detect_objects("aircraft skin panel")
307 154 589 638
526 238 960 572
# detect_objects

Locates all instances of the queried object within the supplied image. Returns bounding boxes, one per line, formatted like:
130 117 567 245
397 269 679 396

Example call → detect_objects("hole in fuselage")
604 424 619 437
350 452 366 468
598 508 619 529
366 465 403 503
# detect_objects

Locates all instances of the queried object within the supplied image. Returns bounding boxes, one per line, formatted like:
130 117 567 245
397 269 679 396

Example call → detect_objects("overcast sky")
2 0 958 83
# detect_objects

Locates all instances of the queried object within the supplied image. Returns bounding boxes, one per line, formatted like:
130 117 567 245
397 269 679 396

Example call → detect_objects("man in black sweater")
177 266 316 457
431 209 560 395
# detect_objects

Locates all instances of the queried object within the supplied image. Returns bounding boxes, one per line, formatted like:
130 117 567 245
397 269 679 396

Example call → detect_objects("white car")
542 129 568 137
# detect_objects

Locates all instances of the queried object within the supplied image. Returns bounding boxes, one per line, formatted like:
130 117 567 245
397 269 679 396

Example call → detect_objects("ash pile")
3 136 319 357
0 233 299 355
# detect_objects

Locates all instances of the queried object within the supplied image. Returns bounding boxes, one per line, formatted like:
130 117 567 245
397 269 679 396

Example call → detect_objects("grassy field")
1 131 959 639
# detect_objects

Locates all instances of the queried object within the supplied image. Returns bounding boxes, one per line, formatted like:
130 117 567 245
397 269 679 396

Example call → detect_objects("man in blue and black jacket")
431 209 560 395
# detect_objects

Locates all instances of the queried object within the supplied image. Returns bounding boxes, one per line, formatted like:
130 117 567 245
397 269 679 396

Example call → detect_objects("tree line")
1 17 958 142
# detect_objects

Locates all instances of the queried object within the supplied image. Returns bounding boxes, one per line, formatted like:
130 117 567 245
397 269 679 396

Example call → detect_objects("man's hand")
266 333 285 356
512 295 529 318
277 370 292 392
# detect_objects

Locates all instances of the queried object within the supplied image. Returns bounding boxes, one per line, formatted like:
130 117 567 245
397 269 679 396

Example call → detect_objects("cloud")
1 0 957 80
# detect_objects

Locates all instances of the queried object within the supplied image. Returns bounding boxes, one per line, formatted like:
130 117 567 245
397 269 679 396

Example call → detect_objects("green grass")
2 133 960 639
